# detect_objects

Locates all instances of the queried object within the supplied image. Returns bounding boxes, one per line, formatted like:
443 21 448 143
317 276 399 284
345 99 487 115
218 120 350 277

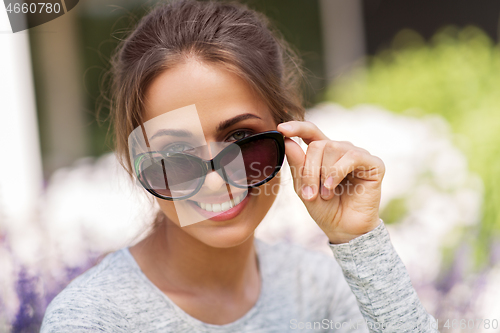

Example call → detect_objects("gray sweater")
40 220 440 332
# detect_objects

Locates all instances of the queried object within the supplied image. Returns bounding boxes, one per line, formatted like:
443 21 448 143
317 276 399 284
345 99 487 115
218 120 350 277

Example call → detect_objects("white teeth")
212 203 221 213
194 191 248 213
234 194 242 205
221 201 230 211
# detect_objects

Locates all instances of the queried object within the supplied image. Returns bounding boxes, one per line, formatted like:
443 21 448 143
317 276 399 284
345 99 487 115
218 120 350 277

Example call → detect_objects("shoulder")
40 249 132 332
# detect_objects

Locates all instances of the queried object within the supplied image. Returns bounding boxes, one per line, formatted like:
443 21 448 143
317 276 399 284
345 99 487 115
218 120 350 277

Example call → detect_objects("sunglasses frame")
133 130 285 201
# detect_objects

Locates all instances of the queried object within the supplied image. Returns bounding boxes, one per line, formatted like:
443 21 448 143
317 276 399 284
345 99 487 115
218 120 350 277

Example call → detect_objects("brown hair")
108 0 306 176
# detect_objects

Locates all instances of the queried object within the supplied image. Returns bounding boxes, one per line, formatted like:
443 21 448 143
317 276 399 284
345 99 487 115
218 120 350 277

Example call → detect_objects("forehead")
138 104 206 150
142 59 274 126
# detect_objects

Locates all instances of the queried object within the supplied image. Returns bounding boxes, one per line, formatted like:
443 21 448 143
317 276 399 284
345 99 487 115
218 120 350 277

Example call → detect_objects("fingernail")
302 185 314 200
324 176 334 189
321 185 332 197
279 123 292 131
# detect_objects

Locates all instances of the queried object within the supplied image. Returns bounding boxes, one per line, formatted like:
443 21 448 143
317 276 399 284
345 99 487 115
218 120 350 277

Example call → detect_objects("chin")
190 220 258 248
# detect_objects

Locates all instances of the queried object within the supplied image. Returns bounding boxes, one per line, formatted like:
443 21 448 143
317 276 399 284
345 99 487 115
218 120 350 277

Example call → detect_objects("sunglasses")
133 130 285 201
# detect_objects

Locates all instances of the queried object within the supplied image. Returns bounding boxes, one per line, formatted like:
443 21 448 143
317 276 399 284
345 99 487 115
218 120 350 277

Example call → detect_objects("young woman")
41 0 439 332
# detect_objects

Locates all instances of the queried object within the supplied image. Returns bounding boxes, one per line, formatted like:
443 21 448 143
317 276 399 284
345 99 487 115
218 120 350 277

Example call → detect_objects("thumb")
284 137 305 191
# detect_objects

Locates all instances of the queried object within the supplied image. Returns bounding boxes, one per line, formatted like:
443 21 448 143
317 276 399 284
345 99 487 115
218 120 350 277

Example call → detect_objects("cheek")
253 175 281 211
156 199 181 226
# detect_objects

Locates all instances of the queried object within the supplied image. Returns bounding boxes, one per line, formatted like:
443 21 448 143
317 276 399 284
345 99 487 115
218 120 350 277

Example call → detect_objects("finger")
301 140 328 201
320 141 373 187
355 155 386 181
335 140 371 155
283 137 305 192
320 141 346 200
326 150 384 190
277 121 328 145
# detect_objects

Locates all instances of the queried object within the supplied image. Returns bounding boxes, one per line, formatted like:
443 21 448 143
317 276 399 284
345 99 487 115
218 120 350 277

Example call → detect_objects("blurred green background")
327 26 500 269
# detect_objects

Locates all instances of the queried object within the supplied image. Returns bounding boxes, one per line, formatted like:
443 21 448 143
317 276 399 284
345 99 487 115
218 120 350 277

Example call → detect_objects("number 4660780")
6 2 61 14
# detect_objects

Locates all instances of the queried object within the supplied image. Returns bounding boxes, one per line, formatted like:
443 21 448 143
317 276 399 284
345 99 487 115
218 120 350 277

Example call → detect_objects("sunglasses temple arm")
220 168 235 204
160 159 168 190
139 122 158 185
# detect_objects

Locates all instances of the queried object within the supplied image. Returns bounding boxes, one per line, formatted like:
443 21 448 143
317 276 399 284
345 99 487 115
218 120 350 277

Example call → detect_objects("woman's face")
142 58 281 248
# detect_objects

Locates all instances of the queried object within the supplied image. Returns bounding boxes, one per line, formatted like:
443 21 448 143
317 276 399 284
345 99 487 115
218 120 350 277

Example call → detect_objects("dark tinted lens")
220 137 279 186
138 153 204 198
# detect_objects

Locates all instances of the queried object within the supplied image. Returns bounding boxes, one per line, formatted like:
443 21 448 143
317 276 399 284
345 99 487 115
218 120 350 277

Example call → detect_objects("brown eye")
164 143 192 154
229 130 250 141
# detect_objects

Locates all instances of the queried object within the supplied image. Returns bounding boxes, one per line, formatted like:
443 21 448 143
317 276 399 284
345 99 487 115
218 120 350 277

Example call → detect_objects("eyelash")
163 142 194 154
162 129 254 153
226 129 253 142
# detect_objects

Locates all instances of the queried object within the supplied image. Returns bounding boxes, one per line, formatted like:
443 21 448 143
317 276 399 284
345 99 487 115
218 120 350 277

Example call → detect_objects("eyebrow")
149 113 262 140
216 113 262 132
150 128 193 140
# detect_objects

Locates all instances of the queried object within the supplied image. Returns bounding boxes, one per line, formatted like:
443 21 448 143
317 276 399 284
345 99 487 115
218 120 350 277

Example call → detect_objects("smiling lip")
188 189 251 221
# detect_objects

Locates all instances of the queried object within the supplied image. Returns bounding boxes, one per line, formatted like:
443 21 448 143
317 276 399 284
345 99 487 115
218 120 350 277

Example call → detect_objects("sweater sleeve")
329 220 440 333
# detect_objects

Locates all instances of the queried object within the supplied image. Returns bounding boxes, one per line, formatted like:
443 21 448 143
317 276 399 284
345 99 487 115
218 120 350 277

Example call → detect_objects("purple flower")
12 267 44 333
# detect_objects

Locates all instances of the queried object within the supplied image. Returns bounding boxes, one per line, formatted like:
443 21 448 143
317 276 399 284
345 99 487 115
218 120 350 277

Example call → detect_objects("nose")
203 169 227 191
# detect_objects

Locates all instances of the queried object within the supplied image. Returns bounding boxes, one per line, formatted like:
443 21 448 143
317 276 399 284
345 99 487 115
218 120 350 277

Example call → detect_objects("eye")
163 142 193 154
227 130 252 142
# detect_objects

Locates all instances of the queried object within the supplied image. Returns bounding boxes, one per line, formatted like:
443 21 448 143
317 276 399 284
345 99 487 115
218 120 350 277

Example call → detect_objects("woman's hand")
277 121 385 244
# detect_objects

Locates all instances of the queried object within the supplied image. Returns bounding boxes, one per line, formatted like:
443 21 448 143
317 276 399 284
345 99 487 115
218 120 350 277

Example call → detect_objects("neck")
130 218 259 295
